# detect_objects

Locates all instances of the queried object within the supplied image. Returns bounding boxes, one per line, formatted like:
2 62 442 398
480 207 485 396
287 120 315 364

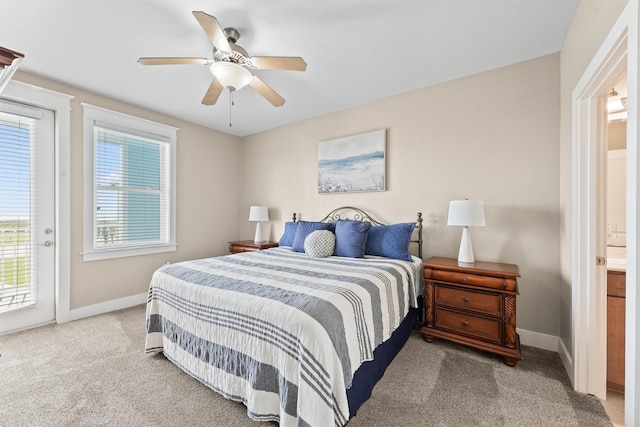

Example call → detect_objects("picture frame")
318 128 386 194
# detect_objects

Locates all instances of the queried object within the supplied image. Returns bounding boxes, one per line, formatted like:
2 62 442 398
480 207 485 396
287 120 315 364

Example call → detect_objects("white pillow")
304 230 335 258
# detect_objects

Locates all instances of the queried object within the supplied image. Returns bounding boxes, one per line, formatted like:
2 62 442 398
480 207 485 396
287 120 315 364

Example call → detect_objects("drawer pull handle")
461 320 469 326
463 277 469 282
462 296 469 302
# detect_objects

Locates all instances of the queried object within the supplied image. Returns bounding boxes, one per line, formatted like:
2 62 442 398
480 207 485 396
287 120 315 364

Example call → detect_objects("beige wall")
12 71 243 310
608 120 628 150
558 0 629 353
242 54 562 336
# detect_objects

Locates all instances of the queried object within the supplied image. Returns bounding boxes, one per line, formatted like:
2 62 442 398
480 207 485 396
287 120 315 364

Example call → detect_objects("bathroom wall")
607 109 627 267
607 118 627 249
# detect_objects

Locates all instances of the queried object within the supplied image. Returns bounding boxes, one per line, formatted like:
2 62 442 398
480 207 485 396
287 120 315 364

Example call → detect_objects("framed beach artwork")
318 129 386 194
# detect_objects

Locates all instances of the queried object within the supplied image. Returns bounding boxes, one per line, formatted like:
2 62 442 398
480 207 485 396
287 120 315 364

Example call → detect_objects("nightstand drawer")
230 245 257 253
431 270 506 290
435 285 502 316
434 308 501 342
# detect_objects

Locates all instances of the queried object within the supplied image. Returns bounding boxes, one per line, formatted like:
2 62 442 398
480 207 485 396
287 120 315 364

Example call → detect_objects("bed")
145 207 424 426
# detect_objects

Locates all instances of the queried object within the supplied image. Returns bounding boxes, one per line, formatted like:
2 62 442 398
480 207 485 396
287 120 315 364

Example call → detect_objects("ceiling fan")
138 11 307 107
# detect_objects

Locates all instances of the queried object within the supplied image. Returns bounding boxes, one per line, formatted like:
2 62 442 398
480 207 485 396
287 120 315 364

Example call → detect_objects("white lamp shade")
447 200 486 227
210 61 252 90
249 206 269 222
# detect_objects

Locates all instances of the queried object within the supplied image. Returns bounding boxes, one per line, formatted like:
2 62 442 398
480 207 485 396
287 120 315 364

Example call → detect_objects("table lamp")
249 206 269 243
447 200 485 264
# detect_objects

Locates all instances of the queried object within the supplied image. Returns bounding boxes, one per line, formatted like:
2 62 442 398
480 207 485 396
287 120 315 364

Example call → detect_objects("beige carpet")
0 305 612 426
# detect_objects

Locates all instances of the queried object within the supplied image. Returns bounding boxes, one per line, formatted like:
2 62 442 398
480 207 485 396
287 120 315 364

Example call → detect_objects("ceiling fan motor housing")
214 28 251 66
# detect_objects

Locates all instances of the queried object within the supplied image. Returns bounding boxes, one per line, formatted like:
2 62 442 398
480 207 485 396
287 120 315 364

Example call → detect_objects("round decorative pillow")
303 230 336 258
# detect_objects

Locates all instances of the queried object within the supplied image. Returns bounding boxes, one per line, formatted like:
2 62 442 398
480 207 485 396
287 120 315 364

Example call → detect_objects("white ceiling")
0 0 579 137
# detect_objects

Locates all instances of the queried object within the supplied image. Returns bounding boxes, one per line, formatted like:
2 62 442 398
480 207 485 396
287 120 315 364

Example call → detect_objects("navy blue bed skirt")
347 307 419 418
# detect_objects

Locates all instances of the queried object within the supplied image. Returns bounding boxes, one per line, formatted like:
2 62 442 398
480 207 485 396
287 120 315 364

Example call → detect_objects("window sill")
82 243 177 262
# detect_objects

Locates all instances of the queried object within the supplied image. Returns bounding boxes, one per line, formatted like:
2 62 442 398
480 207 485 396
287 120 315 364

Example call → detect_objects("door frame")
1 79 72 327
571 1 638 425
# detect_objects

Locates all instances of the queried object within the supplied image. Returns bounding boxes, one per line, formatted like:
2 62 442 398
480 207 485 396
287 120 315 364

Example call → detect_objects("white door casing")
0 80 72 333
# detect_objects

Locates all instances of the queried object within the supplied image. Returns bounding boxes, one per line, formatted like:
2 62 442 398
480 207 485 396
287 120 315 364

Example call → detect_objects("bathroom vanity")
607 266 626 392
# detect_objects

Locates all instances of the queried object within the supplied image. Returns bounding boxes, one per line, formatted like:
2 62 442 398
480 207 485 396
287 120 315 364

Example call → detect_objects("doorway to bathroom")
604 73 627 424
571 3 638 425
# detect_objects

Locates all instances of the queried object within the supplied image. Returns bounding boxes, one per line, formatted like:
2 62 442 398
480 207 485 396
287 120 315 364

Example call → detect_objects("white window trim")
82 104 177 261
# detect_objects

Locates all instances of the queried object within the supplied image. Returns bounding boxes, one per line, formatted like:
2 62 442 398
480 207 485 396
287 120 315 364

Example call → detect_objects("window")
82 104 177 261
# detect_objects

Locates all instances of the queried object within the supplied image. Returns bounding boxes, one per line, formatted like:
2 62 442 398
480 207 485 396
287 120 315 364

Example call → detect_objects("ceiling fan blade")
202 79 225 105
249 75 285 107
192 11 231 52
138 57 210 65
250 56 307 71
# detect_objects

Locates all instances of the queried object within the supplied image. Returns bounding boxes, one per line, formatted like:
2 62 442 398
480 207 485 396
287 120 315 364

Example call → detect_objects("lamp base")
254 222 265 244
457 226 475 264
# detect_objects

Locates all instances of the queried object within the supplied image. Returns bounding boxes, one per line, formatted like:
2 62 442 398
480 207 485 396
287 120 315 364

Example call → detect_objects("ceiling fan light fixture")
210 61 252 90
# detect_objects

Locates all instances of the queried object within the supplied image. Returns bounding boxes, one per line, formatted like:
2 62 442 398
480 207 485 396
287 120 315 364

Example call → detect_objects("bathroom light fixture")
210 61 252 91
607 88 625 113
249 205 269 243
447 200 486 264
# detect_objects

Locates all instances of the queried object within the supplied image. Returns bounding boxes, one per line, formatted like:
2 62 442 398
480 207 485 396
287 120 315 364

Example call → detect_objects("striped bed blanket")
145 247 422 426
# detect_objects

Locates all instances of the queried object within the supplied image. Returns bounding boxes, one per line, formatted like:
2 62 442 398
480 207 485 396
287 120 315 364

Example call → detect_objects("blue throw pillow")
291 221 334 252
365 223 415 261
278 222 298 247
334 220 371 258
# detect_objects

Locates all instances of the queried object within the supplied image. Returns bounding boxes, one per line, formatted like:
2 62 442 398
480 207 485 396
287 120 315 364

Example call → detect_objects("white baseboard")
68 292 147 322
517 328 574 385
558 336 574 385
517 328 560 352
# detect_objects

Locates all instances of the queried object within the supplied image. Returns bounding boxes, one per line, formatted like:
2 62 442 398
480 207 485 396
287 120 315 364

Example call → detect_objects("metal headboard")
292 206 423 259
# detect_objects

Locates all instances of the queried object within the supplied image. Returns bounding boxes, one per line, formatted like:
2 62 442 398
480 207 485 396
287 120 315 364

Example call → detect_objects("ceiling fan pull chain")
229 89 233 127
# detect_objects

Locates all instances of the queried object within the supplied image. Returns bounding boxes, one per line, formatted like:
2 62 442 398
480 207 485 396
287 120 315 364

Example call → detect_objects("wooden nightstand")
228 240 278 254
419 256 522 366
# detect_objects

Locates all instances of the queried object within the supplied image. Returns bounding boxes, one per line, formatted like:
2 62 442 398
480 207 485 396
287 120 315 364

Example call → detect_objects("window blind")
0 110 37 312
93 125 170 250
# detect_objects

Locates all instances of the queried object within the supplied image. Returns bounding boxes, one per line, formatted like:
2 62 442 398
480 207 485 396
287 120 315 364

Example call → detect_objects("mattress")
145 247 422 426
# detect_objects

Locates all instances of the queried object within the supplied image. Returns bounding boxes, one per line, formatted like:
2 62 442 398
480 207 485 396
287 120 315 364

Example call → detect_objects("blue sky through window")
95 139 122 223
95 130 162 245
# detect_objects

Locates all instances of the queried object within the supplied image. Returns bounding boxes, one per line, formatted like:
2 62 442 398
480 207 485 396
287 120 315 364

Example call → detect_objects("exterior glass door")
0 99 55 334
